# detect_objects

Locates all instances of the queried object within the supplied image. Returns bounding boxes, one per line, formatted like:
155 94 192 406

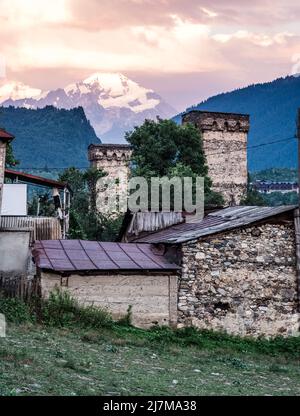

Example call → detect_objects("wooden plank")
0 216 62 240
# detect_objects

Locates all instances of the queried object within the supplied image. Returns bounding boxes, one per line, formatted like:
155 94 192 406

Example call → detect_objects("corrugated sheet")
0 216 62 241
33 240 179 272
127 212 184 235
132 205 297 244
5 169 70 191
0 128 14 140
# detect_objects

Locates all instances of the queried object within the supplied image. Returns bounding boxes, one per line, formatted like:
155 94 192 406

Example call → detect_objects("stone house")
120 205 300 337
32 239 179 328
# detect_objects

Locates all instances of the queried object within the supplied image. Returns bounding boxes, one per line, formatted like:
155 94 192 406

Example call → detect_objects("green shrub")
0 295 35 323
41 289 78 327
41 288 113 329
75 304 113 329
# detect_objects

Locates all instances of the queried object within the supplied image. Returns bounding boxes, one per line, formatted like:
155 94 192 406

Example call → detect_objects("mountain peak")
0 81 43 103
0 73 175 142
83 72 129 86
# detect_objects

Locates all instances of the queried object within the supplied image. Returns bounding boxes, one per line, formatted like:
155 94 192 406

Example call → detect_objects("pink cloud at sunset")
1 0 300 110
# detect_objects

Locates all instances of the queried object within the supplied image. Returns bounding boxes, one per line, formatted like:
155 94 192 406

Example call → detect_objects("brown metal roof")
5 169 71 191
33 240 179 272
0 128 15 141
131 205 297 244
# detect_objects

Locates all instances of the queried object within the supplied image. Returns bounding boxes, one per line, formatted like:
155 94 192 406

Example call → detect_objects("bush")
0 295 36 323
41 288 113 329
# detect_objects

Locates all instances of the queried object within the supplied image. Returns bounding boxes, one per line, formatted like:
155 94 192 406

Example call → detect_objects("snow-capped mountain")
0 73 176 143
0 81 45 102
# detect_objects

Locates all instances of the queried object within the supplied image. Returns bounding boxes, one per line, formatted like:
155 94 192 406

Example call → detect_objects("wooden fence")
0 216 62 241
0 273 39 301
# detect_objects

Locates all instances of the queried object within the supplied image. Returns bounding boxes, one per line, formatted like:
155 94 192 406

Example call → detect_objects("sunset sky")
1 0 300 111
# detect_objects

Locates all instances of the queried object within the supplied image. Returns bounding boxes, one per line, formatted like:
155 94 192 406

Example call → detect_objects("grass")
1 293 300 396
1 323 300 396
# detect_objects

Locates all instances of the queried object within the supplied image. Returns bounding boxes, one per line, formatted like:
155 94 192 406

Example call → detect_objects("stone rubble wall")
179 222 299 337
182 111 249 206
88 145 132 213
202 130 248 205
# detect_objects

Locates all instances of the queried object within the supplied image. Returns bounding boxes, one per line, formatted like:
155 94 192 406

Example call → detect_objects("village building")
88 143 132 213
2 113 300 338
182 111 249 206
2 168 71 240
120 206 300 337
88 110 250 209
0 128 14 211
32 240 179 328
0 128 71 289
252 180 299 194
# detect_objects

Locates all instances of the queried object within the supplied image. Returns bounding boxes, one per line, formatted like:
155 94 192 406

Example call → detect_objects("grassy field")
1 323 300 396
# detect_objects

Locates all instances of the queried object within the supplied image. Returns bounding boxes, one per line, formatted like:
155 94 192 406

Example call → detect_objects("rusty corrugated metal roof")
132 205 297 244
33 240 179 272
5 169 70 191
0 128 15 141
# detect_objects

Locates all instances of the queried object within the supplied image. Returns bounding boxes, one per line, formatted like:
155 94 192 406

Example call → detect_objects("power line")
205 135 296 157
10 134 297 170
11 166 90 170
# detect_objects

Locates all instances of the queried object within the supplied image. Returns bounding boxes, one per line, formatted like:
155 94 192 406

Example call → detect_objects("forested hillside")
0 106 100 170
173 76 300 171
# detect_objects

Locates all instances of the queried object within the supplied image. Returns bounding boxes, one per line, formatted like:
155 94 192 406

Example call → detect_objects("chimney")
0 128 15 214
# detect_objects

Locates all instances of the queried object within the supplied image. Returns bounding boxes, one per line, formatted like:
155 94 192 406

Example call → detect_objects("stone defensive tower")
182 110 249 206
88 143 132 212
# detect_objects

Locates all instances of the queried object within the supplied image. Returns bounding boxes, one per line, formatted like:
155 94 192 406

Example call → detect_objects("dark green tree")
5 142 19 167
28 191 56 216
126 118 224 206
59 167 123 241
240 173 265 206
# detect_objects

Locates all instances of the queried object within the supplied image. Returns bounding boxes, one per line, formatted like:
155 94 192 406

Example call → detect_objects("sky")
1 0 300 111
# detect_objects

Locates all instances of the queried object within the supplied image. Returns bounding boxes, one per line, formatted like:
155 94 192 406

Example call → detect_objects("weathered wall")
182 111 249 206
88 144 132 214
179 222 299 337
0 230 31 273
40 272 177 328
0 141 6 212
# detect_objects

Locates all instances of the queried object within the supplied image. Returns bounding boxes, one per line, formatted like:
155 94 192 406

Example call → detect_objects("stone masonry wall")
202 129 248 204
179 222 299 337
0 142 7 213
88 144 132 213
182 111 249 206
